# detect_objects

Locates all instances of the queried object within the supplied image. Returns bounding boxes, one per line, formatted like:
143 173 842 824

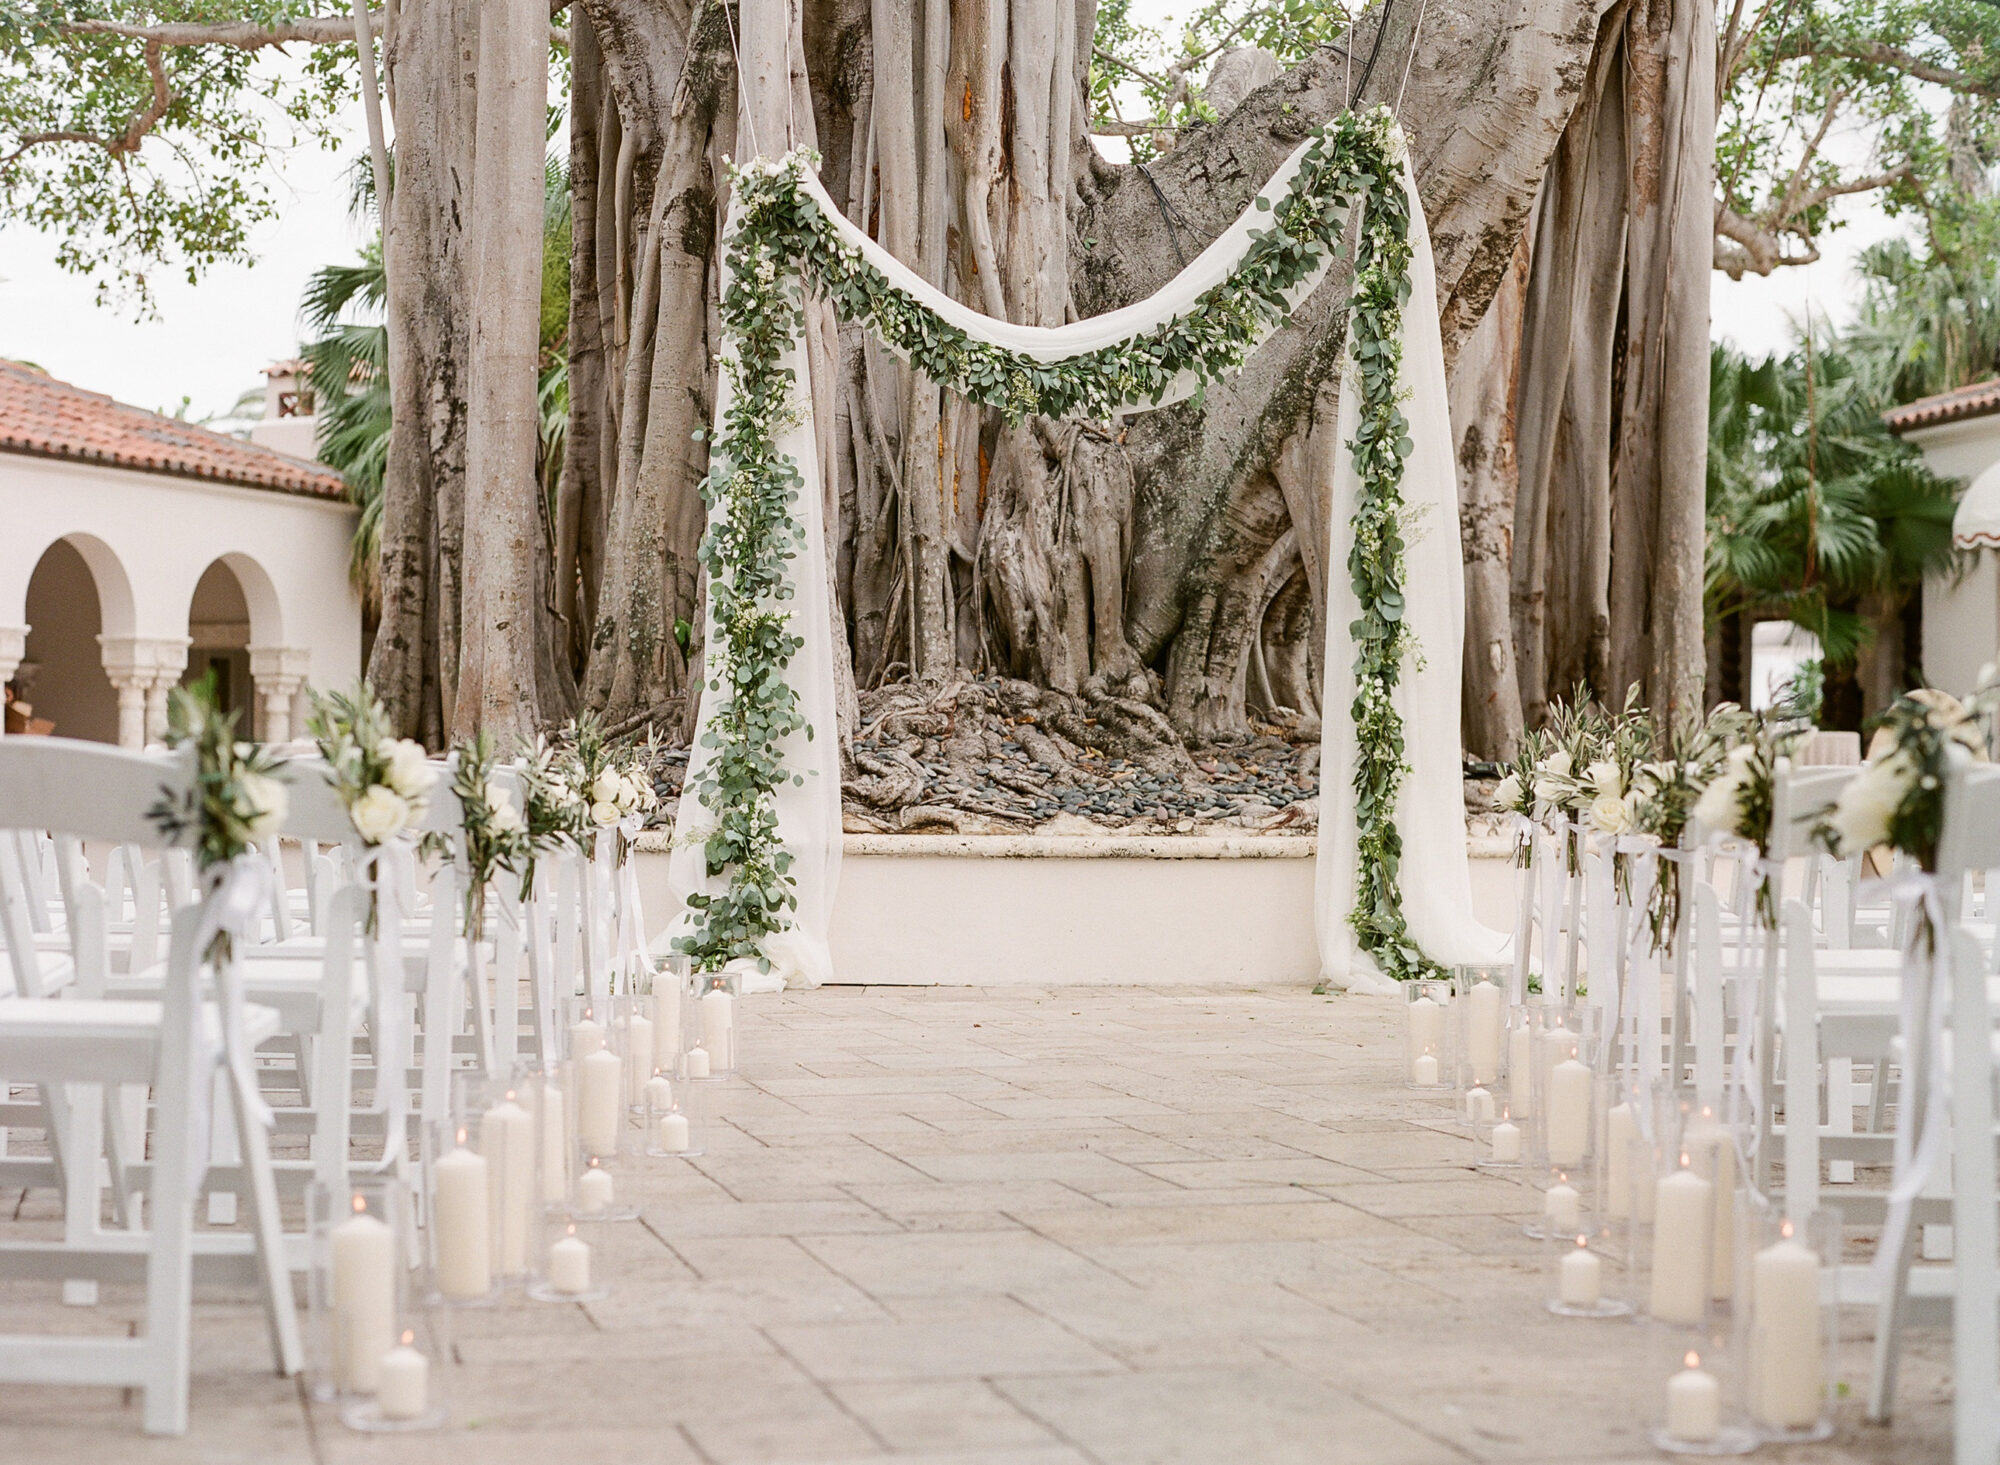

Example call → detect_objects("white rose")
1726 743 1756 771
378 738 437 800
1828 751 1913 856
487 784 525 834
1492 772 1524 812
590 799 622 826
238 771 288 840
1544 748 1572 777
1588 792 1634 835
350 784 412 844
614 773 641 811
1586 760 1623 800
1693 770 1743 836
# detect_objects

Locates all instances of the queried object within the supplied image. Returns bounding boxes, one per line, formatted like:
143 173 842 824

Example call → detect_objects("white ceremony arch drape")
661 125 1509 992
1314 162 1511 994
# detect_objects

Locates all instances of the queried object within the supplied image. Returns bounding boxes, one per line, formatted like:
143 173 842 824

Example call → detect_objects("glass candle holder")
647 952 690 1076
1546 1225 1632 1319
340 1321 449 1433
1650 1332 1758 1455
1524 1163 1588 1243
452 1073 539 1282
1739 1202 1839 1443
642 1068 705 1158
1532 1004 1604 1171
1454 964 1511 1092
306 1176 414 1403
1644 1145 1718 1331
1506 1003 1538 1122
1403 977 1453 1090
527 1214 611 1303
564 996 636 1161
690 967 741 1077
1480 1102 1526 1169
421 1116 501 1307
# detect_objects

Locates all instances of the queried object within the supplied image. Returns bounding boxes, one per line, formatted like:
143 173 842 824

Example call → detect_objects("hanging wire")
1395 0 1431 118
721 0 761 160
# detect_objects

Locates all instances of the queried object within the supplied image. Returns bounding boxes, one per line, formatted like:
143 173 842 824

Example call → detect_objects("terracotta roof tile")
0 359 348 499
1883 377 2000 435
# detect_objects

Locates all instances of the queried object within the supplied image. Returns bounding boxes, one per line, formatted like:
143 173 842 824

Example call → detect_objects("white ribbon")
355 842 411 1168
1869 870 1954 1293
187 854 277 1186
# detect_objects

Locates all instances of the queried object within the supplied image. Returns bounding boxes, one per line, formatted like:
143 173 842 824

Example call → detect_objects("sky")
0 34 1914 426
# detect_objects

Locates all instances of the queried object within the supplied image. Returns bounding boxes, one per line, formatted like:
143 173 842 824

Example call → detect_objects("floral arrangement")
149 677 288 959
515 734 593 894
562 714 660 848
699 109 1430 976
1627 705 1749 951
306 682 436 846
451 732 529 937
1815 688 1991 871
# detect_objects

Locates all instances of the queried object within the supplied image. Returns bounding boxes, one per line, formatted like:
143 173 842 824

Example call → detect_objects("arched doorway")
20 537 124 742
183 559 254 726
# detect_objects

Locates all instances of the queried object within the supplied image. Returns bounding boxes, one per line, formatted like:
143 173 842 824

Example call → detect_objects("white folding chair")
0 737 298 1433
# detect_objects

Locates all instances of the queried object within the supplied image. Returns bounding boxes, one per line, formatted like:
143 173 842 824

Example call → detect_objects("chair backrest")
0 737 196 848
1939 758 2000 879
1769 758 1859 863
271 756 363 846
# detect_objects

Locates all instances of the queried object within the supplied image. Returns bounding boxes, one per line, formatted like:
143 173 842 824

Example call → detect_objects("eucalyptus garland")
683 106 1439 981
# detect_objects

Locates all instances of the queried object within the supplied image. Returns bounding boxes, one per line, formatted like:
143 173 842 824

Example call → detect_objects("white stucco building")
0 360 360 745
1886 380 2000 697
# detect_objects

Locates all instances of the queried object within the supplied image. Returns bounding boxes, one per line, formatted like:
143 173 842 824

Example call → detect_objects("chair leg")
1950 929 1999 1464
206 1068 239 1225
227 1061 302 1376
52 1082 101 1306
1867 1214 1917 1422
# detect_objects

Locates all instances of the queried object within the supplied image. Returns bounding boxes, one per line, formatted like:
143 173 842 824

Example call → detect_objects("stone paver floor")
0 985 1955 1463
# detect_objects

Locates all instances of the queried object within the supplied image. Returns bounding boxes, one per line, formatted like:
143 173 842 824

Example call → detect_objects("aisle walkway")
0 986 1953 1463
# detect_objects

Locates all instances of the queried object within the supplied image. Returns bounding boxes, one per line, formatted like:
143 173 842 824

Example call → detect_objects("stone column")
0 625 25 737
248 646 311 744
98 636 191 748
143 638 191 746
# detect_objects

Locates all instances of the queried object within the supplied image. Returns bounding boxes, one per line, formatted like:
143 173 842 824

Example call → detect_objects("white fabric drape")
661 124 1507 992
1313 158 1511 994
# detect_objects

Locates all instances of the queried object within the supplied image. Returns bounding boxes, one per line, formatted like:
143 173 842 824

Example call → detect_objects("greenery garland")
682 105 1438 981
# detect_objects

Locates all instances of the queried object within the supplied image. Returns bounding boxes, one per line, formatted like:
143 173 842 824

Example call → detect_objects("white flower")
591 770 623 806
1588 792 1634 835
590 799 622 827
1726 743 1757 771
377 738 436 800
487 784 525 834
238 771 288 840
1693 770 1744 836
350 784 412 844
1492 772 1524 812
1586 760 1623 800
1827 750 1915 856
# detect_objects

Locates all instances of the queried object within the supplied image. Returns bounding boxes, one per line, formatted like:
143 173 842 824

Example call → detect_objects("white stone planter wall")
633 834 1519 987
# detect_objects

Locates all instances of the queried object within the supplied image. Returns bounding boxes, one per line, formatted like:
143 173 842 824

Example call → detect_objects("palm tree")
301 150 572 618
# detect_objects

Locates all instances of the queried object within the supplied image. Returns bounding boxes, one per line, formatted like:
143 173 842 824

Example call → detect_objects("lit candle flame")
1684 1351 1700 1370
1575 1235 1589 1249
1780 1218 1794 1239
457 1126 468 1145
351 1194 366 1214
402 1329 415 1347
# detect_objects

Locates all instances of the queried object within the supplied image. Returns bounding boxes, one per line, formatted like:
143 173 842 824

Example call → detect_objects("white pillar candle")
1603 1102 1636 1218
578 1162 614 1215
547 1228 591 1294
431 1141 491 1300
1491 1119 1522 1163
1559 1238 1601 1308
539 1081 567 1203
1685 1119 1737 1300
1666 1355 1721 1443
658 1111 690 1152
644 1074 674 1113
700 987 735 1069
1467 979 1504 1084
652 988 681 1066
577 1047 623 1157
1648 1164 1714 1325
1465 1086 1495 1124
1406 995 1443 1081
1749 1228 1822 1430
330 1199 396 1393
1544 1179 1581 1236
569 1014 605 1058
1546 1058 1592 1167
479 1097 535 1275
1508 1022 1535 1117
685 1045 711 1079
623 1012 654 1106
1412 1053 1439 1086
377 1334 429 1421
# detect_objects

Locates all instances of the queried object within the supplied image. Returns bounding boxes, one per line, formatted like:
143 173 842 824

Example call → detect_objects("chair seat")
109 952 385 1033
0 998 283 1083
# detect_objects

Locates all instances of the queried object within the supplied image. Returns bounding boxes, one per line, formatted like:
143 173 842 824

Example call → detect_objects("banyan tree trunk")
1502 0 1714 731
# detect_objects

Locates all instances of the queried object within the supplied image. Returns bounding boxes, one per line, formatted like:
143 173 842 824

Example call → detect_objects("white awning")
1955 459 2000 550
